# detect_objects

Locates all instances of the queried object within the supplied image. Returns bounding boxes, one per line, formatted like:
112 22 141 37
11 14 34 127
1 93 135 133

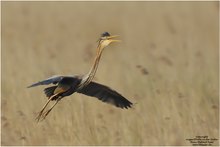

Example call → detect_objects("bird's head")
98 32 120 49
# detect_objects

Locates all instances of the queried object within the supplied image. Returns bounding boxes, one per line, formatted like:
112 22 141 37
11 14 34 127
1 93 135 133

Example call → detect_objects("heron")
28 32 133 122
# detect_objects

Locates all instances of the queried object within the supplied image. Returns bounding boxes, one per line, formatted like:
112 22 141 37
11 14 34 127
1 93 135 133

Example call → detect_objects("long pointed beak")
107 35 121 42
107 35 119 39
110 39 121 42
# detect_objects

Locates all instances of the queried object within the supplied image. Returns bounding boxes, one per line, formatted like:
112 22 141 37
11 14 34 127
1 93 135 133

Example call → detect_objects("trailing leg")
42 98 61 120
35 93 59 122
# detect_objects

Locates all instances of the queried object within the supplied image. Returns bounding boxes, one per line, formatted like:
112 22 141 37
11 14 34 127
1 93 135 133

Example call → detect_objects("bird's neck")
78 44 103 88
87 46 103 82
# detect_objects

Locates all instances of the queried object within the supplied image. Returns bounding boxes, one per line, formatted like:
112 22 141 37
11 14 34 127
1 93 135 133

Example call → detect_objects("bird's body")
28 32 133 122
43 76 81 100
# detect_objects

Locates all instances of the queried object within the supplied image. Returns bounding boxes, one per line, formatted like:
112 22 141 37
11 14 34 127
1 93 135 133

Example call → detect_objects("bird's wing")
77 82 133 109
27 75 64 88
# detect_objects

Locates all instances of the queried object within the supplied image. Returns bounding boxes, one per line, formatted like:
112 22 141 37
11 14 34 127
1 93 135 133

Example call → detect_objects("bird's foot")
41 109 52 120
35 110 45 122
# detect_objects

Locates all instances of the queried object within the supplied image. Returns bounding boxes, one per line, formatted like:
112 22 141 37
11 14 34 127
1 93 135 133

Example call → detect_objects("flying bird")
28 32 133 122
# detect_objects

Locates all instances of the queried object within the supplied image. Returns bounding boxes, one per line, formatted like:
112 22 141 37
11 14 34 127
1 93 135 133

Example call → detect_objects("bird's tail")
44 86 58 99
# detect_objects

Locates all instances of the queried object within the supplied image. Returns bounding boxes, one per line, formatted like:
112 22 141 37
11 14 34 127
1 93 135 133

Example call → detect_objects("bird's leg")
35 93 59 122
35 97 53 122
41 98 61 120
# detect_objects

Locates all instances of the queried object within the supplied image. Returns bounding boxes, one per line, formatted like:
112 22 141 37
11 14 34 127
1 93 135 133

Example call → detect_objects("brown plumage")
28 32 133 122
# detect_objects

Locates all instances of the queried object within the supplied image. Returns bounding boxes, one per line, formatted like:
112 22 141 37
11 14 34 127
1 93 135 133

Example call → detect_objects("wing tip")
27 85 33 88
27 82 42 88
120 101 133 109
27 83 38 88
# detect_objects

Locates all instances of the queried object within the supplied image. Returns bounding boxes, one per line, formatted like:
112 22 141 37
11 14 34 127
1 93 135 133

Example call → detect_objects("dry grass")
1 1 219 146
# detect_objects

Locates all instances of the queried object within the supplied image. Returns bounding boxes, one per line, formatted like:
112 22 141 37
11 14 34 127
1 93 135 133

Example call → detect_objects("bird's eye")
101 32 110 37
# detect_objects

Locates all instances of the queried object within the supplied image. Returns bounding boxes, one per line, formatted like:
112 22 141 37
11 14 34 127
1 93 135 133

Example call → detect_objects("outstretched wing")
77 82 133 109
27 75 64 88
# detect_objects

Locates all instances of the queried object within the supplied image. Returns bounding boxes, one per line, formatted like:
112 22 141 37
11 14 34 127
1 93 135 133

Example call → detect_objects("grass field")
1 1 219 146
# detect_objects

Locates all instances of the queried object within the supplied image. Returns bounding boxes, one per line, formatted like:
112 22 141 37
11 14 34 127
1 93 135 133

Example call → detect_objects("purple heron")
28 32 133 122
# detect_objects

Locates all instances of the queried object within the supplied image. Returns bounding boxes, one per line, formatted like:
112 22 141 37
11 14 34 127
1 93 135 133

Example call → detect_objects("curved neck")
78 43 104 88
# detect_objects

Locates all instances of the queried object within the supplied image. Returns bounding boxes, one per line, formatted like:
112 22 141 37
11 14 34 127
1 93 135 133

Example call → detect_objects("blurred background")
1 1 219 146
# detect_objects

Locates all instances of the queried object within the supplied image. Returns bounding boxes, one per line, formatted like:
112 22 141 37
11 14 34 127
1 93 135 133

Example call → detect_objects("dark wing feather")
44 86 57 97
27 75 64 88
77 82 133 109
